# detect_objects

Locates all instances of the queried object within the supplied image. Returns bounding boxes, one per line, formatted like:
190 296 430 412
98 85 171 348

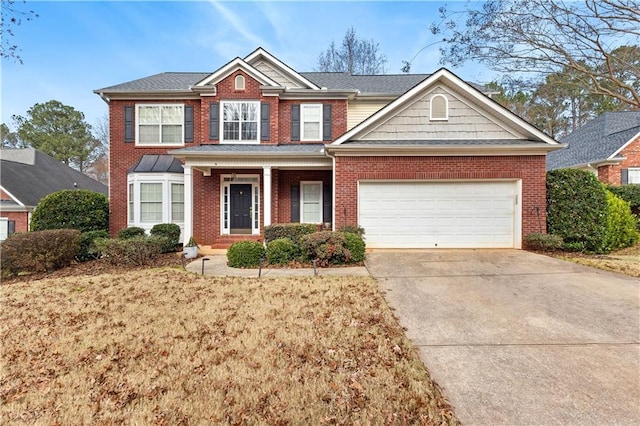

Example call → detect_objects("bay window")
127 174 185 234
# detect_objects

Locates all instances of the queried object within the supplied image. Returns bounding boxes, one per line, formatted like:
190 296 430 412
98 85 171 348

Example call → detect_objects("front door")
230 184 252 233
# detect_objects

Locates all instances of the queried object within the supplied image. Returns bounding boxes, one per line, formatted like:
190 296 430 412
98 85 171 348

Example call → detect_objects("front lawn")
552 243 640 277
1 268 458 424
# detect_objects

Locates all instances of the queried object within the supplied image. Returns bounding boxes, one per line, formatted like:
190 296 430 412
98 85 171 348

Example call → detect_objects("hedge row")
227 226 366 268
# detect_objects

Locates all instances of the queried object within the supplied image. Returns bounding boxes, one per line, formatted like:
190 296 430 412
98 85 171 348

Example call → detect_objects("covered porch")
170 145 333 247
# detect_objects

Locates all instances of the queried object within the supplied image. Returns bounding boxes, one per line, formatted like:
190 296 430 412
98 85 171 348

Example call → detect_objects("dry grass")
1 268 458 425
555 243 640 277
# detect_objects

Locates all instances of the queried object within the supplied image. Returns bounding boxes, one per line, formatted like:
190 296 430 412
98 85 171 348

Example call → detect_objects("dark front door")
230 184 252 232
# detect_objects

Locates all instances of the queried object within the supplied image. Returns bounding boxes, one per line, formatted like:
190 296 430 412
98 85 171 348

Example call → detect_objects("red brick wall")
334 155 548 240
598 135 640 185
278 100 347 144
1 212 29 233
0 189 12 200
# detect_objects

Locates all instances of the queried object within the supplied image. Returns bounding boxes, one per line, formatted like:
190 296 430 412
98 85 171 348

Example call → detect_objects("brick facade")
0 211 29 234
334 155 548 238
597 135 640 185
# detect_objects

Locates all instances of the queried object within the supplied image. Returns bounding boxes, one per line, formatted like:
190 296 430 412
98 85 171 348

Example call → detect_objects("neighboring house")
95 47 560 249
0 148 108 240
547 111 640 185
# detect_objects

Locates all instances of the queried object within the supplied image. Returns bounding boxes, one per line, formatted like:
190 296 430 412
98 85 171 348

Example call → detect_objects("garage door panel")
359 181 517 248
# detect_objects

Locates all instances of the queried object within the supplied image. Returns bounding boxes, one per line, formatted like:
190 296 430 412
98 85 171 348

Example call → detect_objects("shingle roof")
96 71 490 96
547 112 640 170
0 148 108 207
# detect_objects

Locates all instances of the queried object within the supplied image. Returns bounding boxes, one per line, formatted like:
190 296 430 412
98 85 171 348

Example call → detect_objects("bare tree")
318 27 387 75
85 114 109 186
1 0 38 64
430 0 640 109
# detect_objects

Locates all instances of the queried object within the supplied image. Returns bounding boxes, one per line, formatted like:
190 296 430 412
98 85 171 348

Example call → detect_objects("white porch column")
183 165 193 243
263 166 272 227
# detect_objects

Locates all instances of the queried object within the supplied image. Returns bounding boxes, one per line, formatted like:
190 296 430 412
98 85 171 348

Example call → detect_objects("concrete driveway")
366 250 640 425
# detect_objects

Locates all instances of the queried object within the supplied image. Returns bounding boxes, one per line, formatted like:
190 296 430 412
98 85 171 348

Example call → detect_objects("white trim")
301 104 323 141
220 100 261 144
235 74 245 90
300 181 323 224
263 166 272 227
331 68 559 146
183 165 193 244
429 94 449 121
0 186 25 207
135 103 185 147
244 47 321 90
127 172 185 239
220 174 260 235
194 57 280 88
610 130 640 159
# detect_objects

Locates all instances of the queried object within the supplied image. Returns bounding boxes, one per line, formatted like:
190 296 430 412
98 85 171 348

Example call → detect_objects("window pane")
162 106 182 124
242 122 257 140
224 122 240 140
139 125 159 144
140 183 163 222
302 105 322 140
303 122 320 140
171 183 184 222
128 183 134 222
139 106 160 124
224 103 241 121
302 183 322 223
629 169 640 184
162 125 182 143
0 219 8 241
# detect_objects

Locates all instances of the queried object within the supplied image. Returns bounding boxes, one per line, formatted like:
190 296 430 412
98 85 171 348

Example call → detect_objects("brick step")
208 235 263 249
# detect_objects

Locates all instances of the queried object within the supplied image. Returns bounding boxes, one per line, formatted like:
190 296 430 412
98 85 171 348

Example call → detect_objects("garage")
358 180 520 248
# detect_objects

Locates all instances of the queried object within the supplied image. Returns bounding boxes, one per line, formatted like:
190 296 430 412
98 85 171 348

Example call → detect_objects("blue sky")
1 0 489 132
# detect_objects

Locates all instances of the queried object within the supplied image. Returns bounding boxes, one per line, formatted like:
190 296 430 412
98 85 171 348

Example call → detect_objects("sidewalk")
185 253 370 277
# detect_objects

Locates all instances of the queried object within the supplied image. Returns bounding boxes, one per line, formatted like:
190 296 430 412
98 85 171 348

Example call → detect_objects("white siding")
347 100 388 130
361 86 522 141
253 60 303 88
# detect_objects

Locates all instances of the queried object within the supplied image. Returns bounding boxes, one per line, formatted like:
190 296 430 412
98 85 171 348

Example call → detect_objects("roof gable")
332 68 558 146
547 111 640 170
193 57 280 90
244 48 320 90
0 149 108 207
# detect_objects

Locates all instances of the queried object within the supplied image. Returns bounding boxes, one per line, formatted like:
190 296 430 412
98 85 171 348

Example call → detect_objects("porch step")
208 234 263 249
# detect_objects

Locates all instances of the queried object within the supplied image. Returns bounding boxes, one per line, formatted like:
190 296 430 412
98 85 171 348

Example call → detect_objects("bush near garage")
523 233 564 251
603 191 639 252
342 232 366 262
300 231 352 266
227 240 266 268
30 190 108 233
546 169 609 252
264 223 318 244
1 229 80 276
150 223 181 253
266 238 299 265
607 184 640 216
117 226 146 240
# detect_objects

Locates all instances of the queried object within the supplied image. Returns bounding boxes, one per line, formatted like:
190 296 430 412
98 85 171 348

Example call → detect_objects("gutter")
325 143 566 156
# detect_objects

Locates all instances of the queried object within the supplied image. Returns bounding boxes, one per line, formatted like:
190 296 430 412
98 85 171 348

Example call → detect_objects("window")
235 74 245 90
0 218 15 241
140 183 163 222
301 104 322 141
629 168 640 184
430 94 448 121
222 101 259 142
128 183 134 222
171 183 184 221
137 104 184 145
301 182 322 223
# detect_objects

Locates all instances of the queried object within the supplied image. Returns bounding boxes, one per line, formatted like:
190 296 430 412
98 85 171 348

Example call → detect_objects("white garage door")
358 181 519 248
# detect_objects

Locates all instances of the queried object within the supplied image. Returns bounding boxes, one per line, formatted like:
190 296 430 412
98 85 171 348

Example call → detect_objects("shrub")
603 191 639 252
95 236 163 266
118 226 146 240
338 225 365 237
76 230 109 262
264 223 317 244
300 231 351 266
342 232 366 262
546 169 608 253
150 223 181 253
524 233 564 251
30 190 108 233
1 229 80 275
607 185 640 215
227 240 266 268
266 238 299 265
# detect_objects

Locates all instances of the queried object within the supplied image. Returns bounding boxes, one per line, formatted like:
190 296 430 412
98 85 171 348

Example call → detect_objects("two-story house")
95 48 560 249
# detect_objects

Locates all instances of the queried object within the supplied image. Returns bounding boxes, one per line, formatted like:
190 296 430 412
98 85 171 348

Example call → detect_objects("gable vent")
430 94 448 121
